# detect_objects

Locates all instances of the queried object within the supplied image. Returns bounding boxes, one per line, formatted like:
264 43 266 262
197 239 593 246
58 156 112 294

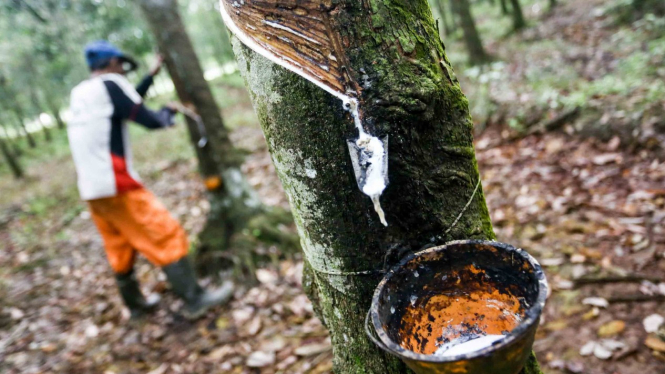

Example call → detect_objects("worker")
67 40 232 320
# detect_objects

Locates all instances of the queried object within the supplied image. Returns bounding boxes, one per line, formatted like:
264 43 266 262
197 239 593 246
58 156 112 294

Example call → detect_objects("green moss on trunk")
229 0 543 372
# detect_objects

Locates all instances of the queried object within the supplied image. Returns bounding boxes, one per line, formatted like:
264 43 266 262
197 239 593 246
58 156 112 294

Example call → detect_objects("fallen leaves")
598 320 626 337
294 339 332 357
645 336 665 353
580 340 627 360
246 350 276 367
644 314 665 333
582 297 610 308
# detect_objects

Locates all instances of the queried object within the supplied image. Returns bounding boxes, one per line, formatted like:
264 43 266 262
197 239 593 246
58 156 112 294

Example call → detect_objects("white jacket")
67 73 174 201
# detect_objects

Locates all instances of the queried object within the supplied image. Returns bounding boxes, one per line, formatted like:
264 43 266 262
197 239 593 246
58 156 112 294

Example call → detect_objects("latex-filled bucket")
366 240 548 374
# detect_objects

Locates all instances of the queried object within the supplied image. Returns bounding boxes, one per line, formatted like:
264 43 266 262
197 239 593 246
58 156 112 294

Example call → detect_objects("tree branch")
15 0 48 24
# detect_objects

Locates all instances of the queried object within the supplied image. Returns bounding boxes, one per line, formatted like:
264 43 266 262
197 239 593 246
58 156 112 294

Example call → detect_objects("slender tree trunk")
47 101 65 130
0 137 23 179
0 123 22 157
28 90 52 142
500 0 510 15
549 0 557 11
433 0 452 37
509 0 527 30
15 117 35 148
228 1 542 373
11 139 22 157
137 0 295 272
12 109 36 148
138 0 256 248
40 117 52 142
451 0 492 65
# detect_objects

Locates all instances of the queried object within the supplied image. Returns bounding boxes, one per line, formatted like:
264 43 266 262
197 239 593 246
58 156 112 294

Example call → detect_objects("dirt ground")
2 120 664 374
2 0 665 373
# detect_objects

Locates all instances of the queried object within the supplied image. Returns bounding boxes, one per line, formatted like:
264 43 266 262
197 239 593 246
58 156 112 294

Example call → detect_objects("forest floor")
1 0 665 374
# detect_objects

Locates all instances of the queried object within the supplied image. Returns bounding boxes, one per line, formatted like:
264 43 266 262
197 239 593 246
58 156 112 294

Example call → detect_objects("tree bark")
5 109 36 149
137 0 295 273
12 109 36 148
228 1 541 373
15 115 35 148
0 123 21 157
500 0 510 15
0 137 23 179
28 89 52 142
39 116 52 142
509 0 527 30
46 100 65 130
450 0 492 65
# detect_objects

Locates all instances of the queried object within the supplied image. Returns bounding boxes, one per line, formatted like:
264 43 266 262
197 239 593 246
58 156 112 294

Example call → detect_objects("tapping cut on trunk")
220 0 390 225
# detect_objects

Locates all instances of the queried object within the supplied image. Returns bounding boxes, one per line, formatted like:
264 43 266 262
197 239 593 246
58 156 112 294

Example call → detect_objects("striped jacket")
67 73 174 201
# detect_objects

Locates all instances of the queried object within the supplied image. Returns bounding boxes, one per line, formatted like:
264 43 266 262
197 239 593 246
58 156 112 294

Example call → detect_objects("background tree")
179 0 236 69
137 0 296 274
1 120 22 157
500 0 510 15
451 0 492 65
226 0 542 372
430 0 452 38
0 76 36 149
509 0 527 30
0 134 23 179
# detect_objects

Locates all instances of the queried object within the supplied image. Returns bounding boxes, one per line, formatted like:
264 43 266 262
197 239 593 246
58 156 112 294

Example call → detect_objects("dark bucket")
366 240 548 374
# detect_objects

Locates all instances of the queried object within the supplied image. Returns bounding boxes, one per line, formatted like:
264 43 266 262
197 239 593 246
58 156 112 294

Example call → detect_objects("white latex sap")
434 335 506 358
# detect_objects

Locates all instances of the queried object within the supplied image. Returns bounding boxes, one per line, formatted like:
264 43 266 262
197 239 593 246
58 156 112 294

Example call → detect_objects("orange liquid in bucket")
398 266 524 356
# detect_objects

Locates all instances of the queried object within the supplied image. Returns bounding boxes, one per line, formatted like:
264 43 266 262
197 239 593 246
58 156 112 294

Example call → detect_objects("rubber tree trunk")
451 0 492 65
509 0 527 30
39 117 52 142
15 117 35 148
228 1 542 373
0 137 23 179
0 123 21 157
137 0 288 271
28 89 52 142
500 0 510 15
12 109 36 148
47 100 66 130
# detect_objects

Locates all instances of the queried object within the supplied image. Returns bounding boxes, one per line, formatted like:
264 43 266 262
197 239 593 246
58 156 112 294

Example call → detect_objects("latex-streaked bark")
229 0 542 372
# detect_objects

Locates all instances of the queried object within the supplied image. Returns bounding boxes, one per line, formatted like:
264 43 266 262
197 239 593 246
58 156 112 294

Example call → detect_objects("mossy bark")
500 0 510 15
0 137 23 179
509 0 527 30
13 113 35 149
229 0 542 372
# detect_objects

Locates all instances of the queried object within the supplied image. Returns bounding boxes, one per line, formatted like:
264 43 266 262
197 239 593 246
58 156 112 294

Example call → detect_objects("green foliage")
604 0 665 24
0 0 155 119
179 0 235 69
439 0 665 135
0 0 244 183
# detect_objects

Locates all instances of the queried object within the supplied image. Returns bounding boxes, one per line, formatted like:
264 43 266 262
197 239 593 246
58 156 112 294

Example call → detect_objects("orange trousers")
88 188 189 274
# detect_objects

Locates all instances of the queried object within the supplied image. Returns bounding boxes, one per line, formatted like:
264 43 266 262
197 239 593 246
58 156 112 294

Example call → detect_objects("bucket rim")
369 239 549 363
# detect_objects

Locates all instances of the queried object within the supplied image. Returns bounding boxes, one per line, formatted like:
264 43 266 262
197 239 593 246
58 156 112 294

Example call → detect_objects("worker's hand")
165 102 181 113
149 55 165 76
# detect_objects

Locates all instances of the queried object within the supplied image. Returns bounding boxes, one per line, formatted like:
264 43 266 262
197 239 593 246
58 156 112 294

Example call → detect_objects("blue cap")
84 40 137 72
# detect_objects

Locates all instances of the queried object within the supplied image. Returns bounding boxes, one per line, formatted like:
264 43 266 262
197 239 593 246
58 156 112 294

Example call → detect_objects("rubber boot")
162 257 234 320
115 269 160 319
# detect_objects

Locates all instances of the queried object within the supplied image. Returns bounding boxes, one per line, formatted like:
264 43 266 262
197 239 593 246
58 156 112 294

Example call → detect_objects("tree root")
195 205 301 280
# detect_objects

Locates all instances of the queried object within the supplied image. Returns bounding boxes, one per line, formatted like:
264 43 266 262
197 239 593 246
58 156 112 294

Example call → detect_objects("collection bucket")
366 240 548 374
